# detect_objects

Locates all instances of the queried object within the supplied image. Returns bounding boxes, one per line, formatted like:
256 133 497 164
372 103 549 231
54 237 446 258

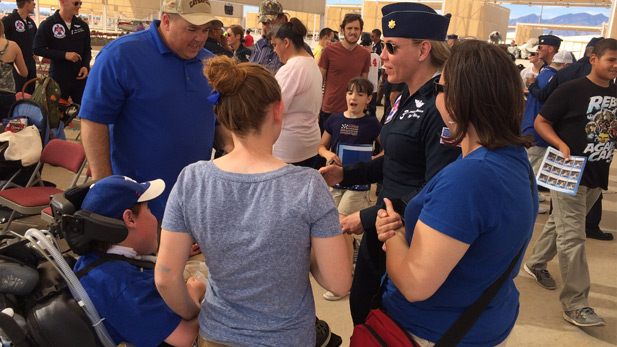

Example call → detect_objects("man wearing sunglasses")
520 47 543 90
33 0 90 104
204 21 232 57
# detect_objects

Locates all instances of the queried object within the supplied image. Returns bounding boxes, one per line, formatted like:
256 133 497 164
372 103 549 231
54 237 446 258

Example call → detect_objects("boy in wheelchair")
72 175 206 347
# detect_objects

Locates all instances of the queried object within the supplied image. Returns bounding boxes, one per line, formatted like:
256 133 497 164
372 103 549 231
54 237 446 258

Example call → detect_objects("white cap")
552 50 573 64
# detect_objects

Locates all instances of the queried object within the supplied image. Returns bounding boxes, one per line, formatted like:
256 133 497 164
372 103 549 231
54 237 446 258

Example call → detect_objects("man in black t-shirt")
525 38 617 329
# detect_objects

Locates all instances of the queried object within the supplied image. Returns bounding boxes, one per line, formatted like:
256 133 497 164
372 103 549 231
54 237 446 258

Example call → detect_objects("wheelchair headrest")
50 181 128 256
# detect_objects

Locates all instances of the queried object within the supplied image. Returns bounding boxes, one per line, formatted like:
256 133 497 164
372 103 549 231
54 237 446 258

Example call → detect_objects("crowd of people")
2 0 615 345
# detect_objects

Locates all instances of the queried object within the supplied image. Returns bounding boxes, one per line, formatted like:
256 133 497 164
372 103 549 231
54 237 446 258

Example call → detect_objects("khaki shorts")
198 337 228 347
330 187 371 216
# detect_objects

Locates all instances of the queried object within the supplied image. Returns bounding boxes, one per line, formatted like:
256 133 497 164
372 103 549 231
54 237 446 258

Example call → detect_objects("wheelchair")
0 181 144 347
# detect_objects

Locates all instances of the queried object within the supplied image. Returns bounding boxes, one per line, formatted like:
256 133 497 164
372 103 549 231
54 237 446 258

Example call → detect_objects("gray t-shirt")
162 161 341 347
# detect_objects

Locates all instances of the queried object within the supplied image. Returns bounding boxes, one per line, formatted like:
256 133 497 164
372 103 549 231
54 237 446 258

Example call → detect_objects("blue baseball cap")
381 3 451 41
81 175 165 219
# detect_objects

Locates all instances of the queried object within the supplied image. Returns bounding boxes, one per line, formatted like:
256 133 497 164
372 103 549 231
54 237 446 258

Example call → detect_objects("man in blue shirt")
80 0 232 220
522 49 572 214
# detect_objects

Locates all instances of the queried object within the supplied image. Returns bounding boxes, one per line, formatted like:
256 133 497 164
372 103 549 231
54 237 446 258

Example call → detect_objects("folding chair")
0 139 86 232
41 166 91 224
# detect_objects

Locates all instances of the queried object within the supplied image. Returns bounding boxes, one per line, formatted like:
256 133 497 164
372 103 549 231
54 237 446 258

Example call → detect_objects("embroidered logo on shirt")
414 99 424 109
401 109 423 120
15 21 25 33
52 24 66 38
340 123 359 136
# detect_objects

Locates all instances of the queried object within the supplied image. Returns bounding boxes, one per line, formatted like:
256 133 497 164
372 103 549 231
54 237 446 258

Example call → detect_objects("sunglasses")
73 1 82 5
528 52 538 56
434 83 445 95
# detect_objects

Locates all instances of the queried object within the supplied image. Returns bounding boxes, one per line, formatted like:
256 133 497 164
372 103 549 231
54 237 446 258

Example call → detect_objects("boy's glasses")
528 52 538 57
73 1 82 6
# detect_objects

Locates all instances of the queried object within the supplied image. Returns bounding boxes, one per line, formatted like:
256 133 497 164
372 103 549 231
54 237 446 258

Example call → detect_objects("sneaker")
323 290 350 301
524 263 556 290
585 228 614 241
538 193 547 202
538 206 548 214
563 307 606 327
315 318 331 347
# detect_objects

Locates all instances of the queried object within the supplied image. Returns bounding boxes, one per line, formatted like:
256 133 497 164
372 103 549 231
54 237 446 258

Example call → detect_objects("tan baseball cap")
162 0 223 27
258 0 284 23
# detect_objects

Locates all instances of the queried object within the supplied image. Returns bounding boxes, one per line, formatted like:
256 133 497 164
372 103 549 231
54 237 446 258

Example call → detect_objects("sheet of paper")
536 147 587 196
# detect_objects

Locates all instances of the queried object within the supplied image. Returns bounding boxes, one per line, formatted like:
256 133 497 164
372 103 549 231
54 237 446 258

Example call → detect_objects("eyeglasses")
536 45 544 50
434 83 445 95
73 1 82 6
528 52 538 56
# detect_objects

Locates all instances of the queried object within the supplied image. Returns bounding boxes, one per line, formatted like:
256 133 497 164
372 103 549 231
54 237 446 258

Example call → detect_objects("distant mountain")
0 3 17 10
509 13 608 36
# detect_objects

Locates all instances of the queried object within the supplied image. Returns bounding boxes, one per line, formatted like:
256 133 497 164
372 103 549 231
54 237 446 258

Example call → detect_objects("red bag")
350 307 419 347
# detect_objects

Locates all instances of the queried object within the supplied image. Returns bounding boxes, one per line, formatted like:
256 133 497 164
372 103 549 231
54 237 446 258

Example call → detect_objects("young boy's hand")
325 152 342 166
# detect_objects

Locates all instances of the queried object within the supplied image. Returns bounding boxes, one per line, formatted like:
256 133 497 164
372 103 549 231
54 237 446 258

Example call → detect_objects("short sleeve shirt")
539 77 617 189
383 146 537 346
163 162 341 346
319 42 371 114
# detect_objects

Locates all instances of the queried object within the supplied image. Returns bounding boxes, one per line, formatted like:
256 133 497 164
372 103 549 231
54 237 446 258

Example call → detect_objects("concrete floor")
5 119 616 346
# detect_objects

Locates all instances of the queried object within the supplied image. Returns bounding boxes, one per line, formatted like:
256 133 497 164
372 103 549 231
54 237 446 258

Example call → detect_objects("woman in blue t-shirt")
375 40 539 346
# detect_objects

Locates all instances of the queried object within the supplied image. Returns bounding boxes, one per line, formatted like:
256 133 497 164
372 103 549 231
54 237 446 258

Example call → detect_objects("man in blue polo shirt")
80 0 232 221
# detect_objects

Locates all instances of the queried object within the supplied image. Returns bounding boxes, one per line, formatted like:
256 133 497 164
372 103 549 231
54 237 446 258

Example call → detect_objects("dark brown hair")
203 56 281 137
228 24 244 39
442 39 532 149
347 77 374 95
341 13 363 31
273 18 307 50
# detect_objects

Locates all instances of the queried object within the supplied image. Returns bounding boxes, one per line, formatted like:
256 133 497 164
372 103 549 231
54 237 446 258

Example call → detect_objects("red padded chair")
41 166 91 224
0 139 86 232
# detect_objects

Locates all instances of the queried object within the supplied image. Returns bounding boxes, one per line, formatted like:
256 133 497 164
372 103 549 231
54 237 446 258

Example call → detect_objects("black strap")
434 242 525 346
75 254 155 279
434 163 535 346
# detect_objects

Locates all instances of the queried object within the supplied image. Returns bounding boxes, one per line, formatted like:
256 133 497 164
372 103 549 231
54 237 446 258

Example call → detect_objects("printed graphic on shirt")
15 21 25 33
52 24 66 38
385 96 401 124
584 95 617 163
340 123 359 136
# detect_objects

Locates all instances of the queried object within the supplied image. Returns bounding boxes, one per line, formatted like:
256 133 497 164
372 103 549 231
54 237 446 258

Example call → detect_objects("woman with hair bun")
155 55 351 346
271 17 323 168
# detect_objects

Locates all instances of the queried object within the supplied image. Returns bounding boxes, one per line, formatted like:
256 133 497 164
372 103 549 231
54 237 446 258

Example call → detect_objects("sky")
323 0 611 20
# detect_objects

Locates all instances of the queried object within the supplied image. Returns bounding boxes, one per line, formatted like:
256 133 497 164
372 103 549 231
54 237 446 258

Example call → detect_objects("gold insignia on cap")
388 20 396 29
